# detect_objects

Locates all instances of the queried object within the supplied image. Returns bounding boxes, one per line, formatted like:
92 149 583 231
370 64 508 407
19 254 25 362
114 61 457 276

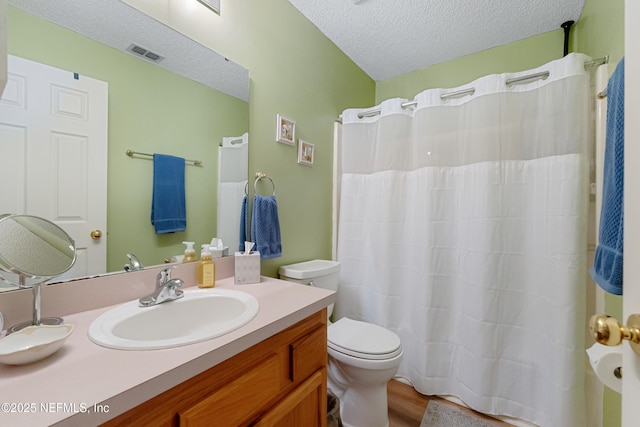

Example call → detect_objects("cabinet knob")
589 313 640 355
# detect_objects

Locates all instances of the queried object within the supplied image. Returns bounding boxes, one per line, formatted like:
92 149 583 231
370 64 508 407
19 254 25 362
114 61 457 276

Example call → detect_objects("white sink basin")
88 288 259 350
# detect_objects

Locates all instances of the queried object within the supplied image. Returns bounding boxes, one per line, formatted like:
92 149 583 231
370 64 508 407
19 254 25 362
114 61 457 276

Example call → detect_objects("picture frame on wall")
276 114 296 145
297 140 314 166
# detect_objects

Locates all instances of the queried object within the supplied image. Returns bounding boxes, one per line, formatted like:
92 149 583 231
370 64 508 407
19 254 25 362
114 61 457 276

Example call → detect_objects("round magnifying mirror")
0 214 76 333
0 214 76 285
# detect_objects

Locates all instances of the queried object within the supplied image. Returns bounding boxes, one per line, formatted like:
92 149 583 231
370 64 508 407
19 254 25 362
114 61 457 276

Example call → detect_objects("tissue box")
234 251 260 284
211 246 229 259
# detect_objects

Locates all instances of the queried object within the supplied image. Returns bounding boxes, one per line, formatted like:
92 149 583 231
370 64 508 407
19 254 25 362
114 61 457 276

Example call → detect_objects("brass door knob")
90 230 103 240
589 314 640 356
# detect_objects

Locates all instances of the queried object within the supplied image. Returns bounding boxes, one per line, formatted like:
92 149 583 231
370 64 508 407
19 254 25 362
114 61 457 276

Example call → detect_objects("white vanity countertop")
0 276 336 427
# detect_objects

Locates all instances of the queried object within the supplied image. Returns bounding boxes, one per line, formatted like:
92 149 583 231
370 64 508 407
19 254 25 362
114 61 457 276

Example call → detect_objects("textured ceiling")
288 0 586 81
9 0 249 101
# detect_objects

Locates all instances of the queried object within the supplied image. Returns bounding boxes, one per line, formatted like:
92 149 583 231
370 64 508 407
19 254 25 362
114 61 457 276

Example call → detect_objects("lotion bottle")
197 244 215 288
182 241 196 263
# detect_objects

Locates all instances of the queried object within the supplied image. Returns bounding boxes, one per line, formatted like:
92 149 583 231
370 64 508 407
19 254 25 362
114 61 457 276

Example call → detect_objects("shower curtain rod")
337 56 609 121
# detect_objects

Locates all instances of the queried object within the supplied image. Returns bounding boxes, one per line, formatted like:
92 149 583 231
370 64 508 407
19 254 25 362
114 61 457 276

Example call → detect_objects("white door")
623 1 640 425
0 55 108 280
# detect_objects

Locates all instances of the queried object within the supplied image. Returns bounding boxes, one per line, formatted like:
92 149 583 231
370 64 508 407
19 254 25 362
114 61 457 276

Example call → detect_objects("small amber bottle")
197 244 215 288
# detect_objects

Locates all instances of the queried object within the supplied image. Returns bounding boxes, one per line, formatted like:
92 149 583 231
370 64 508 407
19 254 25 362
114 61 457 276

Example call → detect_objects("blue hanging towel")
251 195 282 259
590 58 624 295
239 194 248 252
151 154 186 234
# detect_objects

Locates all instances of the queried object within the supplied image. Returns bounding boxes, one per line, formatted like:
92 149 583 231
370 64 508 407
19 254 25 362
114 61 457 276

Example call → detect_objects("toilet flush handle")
309 281 315 287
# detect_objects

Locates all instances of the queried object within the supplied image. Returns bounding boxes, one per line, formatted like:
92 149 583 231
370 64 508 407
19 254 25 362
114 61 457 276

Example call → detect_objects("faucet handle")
124 253 144 272
156 266 175 287
166 278 183 290
163 278 184 300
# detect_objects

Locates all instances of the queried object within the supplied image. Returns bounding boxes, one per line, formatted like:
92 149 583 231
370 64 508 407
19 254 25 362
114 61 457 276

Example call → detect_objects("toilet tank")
279 260 340 317
279 260 340 289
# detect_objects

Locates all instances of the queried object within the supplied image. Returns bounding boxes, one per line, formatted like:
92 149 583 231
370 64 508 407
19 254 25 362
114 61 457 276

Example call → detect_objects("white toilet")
279 259 403 427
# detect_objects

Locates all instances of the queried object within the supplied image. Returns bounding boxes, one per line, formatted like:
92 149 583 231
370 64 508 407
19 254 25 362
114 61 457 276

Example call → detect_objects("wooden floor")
387 379 513 427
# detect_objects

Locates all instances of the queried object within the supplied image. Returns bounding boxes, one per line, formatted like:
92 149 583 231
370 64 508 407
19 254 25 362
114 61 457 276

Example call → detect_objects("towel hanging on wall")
590 58 624 295
246 173 281 259
251 194 282 259
151 154 187 234
239 194 249 252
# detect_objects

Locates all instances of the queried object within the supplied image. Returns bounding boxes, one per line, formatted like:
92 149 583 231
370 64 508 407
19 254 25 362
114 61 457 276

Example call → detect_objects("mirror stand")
5 276 64 335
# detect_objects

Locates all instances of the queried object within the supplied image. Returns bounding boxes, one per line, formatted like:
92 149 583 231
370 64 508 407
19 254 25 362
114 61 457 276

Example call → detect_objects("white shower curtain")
335 53 592 427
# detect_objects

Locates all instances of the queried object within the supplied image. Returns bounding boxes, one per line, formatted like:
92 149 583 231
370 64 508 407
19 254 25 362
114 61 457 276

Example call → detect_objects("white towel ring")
254 174 276 196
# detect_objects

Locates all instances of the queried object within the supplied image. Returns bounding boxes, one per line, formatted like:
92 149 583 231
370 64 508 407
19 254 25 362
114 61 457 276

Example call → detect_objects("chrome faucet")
139 267 184 307
124 253 144 272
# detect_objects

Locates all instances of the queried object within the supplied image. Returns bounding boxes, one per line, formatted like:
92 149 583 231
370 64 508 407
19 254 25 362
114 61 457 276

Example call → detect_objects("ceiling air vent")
126 44 165 63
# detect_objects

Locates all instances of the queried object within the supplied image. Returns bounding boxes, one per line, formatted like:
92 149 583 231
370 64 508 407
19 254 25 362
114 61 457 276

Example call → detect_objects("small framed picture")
297 140 315 166
276 114 296 145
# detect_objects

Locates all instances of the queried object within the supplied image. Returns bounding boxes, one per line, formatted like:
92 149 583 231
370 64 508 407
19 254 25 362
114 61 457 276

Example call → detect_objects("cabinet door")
254 369 327 427
179 353 284 427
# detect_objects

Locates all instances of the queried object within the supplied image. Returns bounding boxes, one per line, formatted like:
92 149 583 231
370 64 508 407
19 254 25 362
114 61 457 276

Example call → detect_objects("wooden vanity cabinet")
102 309 328 427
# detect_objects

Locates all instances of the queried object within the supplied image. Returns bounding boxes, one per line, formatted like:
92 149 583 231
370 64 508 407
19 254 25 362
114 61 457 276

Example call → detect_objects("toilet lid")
328 317 402 360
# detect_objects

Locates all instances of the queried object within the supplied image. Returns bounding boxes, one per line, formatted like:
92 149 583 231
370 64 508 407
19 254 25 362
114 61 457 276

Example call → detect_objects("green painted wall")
135 0 375 277
575 0 625 68
7 7 249 272
231 1 375 277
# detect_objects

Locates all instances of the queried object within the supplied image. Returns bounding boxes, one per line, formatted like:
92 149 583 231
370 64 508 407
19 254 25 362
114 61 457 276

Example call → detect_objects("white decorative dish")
0 324 74 365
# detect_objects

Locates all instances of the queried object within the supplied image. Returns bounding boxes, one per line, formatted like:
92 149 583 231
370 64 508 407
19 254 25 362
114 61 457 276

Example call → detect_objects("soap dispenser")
198 244 215 288
182 241 196 263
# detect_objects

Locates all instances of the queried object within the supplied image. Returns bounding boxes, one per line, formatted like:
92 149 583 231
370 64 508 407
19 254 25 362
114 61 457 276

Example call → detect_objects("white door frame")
622 1 640 425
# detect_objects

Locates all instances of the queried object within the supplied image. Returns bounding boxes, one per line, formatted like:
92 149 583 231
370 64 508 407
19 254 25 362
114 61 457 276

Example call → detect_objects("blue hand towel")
590 58 624 295
251 195 282 259
151 154 186 234
239 194 248 252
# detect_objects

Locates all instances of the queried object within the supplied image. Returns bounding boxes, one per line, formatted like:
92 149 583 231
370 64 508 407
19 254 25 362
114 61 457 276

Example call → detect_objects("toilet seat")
328 317 402 360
